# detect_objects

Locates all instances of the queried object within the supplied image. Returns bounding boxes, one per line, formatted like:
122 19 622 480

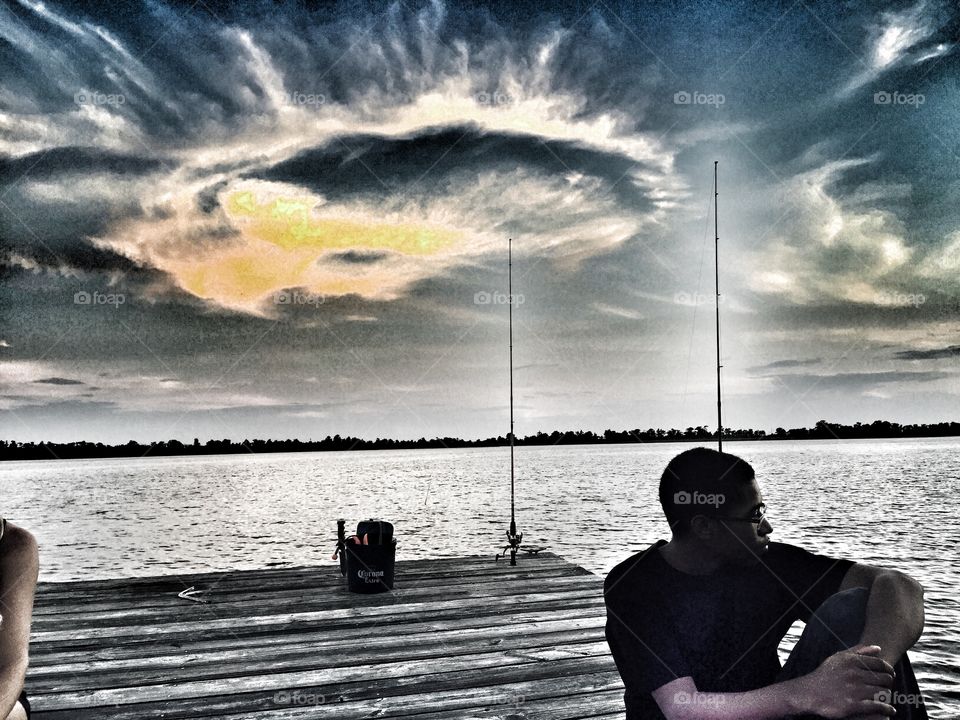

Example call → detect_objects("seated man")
604 447 927 720
0 519 39 720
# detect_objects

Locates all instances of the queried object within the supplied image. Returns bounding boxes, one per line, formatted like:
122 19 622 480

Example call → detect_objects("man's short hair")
658 447 756 536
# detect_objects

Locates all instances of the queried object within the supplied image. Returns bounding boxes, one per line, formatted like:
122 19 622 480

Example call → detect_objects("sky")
1 0 958 444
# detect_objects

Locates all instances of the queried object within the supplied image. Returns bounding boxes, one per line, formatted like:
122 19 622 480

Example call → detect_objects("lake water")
2 438 958 716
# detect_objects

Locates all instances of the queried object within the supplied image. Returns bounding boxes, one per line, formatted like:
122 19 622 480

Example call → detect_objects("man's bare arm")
651 644 896 720
0 524 39 720
652 675 805 720
840 563 925 666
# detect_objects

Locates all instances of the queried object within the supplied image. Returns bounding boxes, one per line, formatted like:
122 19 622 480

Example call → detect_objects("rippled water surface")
2 439 958 716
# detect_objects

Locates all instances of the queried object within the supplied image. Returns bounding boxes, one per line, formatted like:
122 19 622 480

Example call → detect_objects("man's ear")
689 513 716 540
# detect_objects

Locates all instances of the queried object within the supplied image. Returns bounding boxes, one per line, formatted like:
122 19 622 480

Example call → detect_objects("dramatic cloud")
1 0 958 442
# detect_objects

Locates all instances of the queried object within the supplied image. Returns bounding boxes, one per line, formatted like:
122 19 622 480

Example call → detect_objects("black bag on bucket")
339 519 396 593
357 519 393 545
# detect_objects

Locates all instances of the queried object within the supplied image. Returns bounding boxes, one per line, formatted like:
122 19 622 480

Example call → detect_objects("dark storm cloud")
892 345 960 360
2 242 157 276
326 251 391 265
253 126 658 210
0 147 167 184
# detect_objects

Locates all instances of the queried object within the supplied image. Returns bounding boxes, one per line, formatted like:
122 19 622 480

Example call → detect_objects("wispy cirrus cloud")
839 0 953 95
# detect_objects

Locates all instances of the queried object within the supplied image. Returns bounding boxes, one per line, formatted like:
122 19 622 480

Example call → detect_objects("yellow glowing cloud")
93 181 466 315
95 163 650 317
155 188 462 308
226 191 458 255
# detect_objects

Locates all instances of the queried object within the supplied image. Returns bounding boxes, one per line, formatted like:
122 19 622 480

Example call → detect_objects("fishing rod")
714 161 723 452
498 238 523 565
495 238 545 565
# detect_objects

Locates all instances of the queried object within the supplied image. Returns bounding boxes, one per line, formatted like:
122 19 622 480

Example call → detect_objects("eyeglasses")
714 503 767 525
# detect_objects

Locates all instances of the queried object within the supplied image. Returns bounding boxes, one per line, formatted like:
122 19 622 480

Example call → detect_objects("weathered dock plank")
27 553 624 719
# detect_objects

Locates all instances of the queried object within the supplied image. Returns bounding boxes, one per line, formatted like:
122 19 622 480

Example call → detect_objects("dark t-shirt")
604 540 853 719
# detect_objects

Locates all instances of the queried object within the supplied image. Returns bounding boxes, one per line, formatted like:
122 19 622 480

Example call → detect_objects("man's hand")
796 644 897 719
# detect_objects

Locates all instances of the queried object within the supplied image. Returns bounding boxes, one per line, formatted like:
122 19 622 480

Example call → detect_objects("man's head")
658 447 772 564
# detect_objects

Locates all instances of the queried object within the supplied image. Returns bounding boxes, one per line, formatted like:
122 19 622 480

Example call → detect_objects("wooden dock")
26 553 626 718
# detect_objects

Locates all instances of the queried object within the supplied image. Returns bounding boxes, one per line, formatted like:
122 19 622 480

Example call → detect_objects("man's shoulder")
761 540 854 576
763 540 839 564
604 541 666 596
762 540 805 560
0 522 38 557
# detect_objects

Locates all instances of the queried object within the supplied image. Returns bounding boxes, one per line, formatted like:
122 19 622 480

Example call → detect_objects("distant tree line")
2 419 958 461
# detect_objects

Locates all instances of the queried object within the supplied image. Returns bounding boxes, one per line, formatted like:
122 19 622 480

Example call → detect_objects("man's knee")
807 587 869 648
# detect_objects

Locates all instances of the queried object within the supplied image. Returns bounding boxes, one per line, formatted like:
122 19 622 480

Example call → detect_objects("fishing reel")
496 520 523 566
